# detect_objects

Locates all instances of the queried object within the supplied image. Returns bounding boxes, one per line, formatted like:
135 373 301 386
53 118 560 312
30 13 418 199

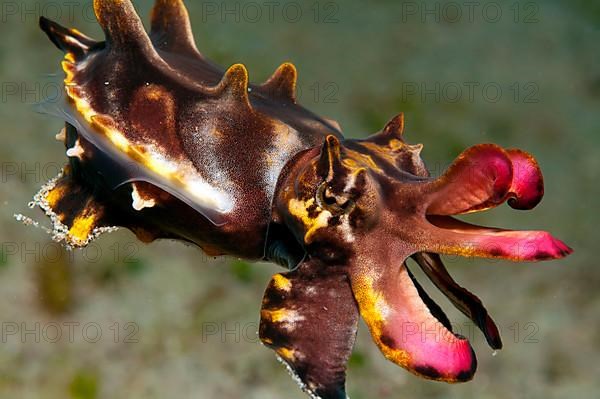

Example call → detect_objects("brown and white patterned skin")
39 0 341 258
29 1 572 399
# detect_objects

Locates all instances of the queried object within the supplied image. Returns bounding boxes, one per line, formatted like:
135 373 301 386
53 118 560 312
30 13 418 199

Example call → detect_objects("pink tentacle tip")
477 231 573 261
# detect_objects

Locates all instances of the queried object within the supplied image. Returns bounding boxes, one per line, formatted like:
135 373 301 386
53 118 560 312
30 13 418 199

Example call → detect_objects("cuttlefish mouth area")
349 143 572 383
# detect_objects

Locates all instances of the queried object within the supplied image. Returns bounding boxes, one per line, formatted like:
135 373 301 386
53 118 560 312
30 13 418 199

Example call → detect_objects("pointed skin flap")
260 63 298 102
94 0 155 53
213 64 251 106
383 112 405 139
39 17 99 58
316 135 345 181
150 0 201 55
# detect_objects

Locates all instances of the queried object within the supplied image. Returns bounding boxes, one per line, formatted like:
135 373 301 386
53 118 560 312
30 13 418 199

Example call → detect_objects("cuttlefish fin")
260 259 358 399
24 165 118 248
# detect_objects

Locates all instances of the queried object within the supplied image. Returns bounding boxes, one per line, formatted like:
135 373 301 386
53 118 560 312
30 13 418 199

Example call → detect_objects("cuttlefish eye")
316 182 355 214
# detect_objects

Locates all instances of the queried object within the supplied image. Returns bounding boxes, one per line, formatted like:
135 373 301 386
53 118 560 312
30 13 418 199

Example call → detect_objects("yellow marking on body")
345 149 382 171
70 28 85 37
288 198 331 243
105 129 130 152
46 185 66 208
352 273 411 368
360 142 391 157
261 309 305 331
348 143 394 167
262 308 292 323
276 347 296 361
68 213 97 243
389 138 404 151
64 52 75 63
354 274 391 322
272 274 292 292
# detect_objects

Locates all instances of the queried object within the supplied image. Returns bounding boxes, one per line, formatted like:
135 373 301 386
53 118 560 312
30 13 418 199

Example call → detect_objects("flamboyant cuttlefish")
18 1 572 398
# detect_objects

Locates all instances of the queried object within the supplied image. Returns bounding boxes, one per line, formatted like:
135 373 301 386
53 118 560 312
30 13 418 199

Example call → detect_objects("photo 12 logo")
398 321 540 344
1 81 65 105
200 322 259 343
0 2 97 24
199 1 340 24
0 241 140 265
399 1 540 24
1 321 140 344
401 81 540 104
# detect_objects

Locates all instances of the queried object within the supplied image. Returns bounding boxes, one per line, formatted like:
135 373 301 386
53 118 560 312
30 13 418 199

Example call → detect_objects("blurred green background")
0 0 597 398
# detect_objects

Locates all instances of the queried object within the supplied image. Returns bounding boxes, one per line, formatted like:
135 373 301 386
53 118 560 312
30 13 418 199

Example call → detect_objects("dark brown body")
38 1 342 259
63 49 341 258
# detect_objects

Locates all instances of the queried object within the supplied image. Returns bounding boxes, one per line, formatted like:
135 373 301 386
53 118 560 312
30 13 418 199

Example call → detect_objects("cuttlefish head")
262 113 572 398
